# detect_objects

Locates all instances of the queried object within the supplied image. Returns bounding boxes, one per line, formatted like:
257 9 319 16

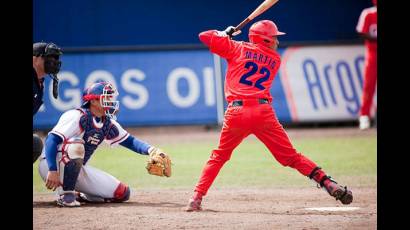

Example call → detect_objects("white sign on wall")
279 45 377 122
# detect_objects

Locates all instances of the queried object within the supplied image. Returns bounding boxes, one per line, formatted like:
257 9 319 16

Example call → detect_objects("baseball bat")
234 0 279 32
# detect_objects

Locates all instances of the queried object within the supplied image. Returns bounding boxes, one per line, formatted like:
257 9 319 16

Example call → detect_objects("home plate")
305 207 360 212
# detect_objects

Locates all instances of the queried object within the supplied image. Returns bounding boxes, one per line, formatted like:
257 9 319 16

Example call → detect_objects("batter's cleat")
185 198 202 212
324 180 353 205
57 193 81 207
359 115 370 130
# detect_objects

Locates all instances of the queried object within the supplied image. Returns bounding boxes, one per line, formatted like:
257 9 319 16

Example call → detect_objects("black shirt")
33 68 45 116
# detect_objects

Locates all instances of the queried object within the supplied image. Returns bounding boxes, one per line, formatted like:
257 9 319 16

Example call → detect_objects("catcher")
38 81 171 207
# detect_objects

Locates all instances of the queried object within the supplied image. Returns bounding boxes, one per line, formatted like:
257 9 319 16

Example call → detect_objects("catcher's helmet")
249 20 285 46
81 81 119 120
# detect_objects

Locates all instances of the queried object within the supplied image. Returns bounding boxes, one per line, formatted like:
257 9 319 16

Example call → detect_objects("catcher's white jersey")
50 109 129 148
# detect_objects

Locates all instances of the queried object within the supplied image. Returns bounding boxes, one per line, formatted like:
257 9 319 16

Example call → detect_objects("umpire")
33 42 63 163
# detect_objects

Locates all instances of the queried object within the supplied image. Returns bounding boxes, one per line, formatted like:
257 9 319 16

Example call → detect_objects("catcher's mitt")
146 147 172 177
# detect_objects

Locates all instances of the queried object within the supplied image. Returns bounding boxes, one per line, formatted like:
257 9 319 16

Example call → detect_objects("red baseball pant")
194 99 322 196
360 53 377 116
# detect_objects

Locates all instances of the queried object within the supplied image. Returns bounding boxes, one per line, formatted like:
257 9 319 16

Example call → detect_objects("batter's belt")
230 98 269 107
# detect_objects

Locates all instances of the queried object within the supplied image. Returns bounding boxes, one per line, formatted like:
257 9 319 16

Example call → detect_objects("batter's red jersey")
356 6 377 57
199 30 281 103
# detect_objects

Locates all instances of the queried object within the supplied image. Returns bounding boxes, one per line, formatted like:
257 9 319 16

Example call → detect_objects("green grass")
33 135 376 193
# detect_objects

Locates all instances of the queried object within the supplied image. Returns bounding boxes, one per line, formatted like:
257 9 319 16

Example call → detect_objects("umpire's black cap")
33 42 63 57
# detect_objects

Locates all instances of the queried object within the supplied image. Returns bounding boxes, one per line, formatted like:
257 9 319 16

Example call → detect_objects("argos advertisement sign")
279 45 376 122
33 50 218 129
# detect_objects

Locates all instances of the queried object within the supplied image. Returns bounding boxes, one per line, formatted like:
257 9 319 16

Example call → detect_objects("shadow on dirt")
33 201 185 209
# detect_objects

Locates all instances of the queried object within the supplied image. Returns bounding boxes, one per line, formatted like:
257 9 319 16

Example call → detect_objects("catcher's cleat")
75 192 93 203
185 198 202 212
76 192 107 203
323 179 353 205
57 193 81 207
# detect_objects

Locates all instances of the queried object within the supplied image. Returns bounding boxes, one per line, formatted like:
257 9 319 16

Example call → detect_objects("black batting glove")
224 26 236 38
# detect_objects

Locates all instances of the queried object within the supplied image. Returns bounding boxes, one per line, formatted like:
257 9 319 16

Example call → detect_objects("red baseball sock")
193 191 204 200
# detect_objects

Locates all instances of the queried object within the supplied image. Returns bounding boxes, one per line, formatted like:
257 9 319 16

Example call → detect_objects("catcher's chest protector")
78 109 111 164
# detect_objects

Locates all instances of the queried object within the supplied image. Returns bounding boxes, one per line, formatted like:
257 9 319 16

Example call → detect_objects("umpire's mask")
33 42 63 75
33 42 63 99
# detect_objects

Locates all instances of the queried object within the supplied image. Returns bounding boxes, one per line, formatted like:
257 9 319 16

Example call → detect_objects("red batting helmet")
249 20 285 46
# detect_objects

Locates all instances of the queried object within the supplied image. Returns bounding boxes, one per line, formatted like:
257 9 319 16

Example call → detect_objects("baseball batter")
38 81 168 207
356 0 377 130
186 20 353 211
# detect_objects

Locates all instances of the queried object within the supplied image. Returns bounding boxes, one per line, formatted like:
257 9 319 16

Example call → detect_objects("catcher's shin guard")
61 159 83 191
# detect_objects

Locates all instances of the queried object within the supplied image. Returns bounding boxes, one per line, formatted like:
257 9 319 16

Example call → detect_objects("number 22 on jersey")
239 61 273 90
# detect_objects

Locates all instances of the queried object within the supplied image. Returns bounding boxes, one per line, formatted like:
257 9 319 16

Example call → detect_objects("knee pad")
33 134 43 163
112 182 130 202
63 138 85 160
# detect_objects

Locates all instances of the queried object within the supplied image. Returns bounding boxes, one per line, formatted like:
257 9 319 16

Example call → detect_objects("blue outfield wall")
33 44 374 129
33 0 371 47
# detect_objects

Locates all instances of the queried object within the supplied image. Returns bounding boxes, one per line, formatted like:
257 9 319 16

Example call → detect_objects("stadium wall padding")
33 44 376 129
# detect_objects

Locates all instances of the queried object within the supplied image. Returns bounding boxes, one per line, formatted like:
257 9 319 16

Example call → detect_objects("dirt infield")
33 126 376 229
33 187 376 230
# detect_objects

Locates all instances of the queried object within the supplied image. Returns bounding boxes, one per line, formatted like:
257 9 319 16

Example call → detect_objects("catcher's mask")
33 42 63 98
81 81 120 120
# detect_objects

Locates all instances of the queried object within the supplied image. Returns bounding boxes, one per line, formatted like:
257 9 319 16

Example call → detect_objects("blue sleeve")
119 135 151 155
44 133 63 171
